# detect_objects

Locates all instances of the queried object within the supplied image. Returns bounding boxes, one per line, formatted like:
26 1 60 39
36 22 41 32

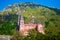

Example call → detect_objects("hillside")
0 2 60 40
5 2 60 15
48 8 60 15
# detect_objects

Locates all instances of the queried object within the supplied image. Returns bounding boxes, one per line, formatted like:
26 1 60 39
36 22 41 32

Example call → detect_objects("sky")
0 0 60 10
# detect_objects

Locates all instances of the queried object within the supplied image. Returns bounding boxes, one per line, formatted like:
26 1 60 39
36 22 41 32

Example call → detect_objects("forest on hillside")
0 2 60 40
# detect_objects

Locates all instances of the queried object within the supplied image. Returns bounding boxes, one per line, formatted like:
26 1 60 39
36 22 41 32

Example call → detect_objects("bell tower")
19 15 24 31
17 14 24 31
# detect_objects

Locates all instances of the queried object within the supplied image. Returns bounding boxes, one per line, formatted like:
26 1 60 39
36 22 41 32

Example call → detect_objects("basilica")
17 15 45 35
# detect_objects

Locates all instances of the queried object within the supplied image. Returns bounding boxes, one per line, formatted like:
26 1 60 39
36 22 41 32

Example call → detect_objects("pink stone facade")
20 24 45 35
